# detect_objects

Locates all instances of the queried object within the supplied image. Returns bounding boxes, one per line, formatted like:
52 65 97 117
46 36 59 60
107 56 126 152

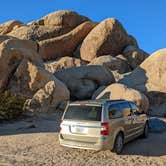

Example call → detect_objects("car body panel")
59 99 148 151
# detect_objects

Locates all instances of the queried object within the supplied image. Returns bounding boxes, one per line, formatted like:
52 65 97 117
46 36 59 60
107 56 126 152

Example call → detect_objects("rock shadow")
0 111 63 136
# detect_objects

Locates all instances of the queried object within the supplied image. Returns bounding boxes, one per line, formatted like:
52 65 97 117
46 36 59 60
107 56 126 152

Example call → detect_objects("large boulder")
8 25 72 41
120 49 166 115
80 18 129 61
45 56 86 73
39 21 96 60
115 54 132 73
21 62 70 112
9 10 90 42
73 43 82 59
7 59 47 96
0 38 41 92
0 38 70 112
120 49 166 93
0 35 17 44
54 66 115 99
88 55 122 70
0 20 24 35
148 118 166 133
29 10 89 28
111 71 132 82
96 83 149 112
88 55 130 72
148 104 166 117
123 45 149 69
88 54 131 82
91 86 106 99
126 35 139 48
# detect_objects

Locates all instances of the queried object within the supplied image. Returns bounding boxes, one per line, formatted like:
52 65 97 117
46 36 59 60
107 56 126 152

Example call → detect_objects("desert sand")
0 112 166 166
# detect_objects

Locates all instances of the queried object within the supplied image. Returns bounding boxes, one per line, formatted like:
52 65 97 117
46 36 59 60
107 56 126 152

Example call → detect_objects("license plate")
71 126 88 134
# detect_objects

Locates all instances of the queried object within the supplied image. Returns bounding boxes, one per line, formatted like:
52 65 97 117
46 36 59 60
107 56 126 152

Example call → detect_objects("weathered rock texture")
0 20 24 35
96 83 149 112
80 18 129 61
126 35 139 48
88 55 123 70
88 55 130 73
39 21 96 60
0 10 165 117
0 35 17 44
29 10 89 28
120 49 166 115
9 10 90 42
91 86 106 99
123 45 149 69
8 25 71 41
23 67 70 113
54 66 115 99
0 38 41 93
45 56 86 73
0 38 70 113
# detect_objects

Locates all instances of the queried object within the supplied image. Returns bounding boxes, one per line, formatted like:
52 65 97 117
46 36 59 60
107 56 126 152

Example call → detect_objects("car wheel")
112 133 124 154
142 122 149 138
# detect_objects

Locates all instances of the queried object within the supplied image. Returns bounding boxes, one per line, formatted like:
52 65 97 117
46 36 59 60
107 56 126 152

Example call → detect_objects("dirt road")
0 113 166 166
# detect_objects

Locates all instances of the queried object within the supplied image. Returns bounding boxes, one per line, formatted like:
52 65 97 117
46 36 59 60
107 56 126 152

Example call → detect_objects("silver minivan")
59 99 148 154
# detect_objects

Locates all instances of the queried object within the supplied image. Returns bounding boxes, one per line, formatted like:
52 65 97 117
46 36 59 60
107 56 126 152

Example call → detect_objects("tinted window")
108 104 122 119
119 102 132 117
64 105 102 121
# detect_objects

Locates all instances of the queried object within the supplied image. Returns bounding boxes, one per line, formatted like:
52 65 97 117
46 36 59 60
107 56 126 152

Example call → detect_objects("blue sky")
0 0 165 54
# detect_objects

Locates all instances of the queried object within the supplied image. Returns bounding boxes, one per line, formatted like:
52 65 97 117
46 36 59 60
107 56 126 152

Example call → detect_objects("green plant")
0 91 26 121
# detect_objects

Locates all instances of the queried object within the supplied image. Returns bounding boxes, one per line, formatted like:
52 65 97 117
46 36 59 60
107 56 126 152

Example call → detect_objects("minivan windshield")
64 105 102 121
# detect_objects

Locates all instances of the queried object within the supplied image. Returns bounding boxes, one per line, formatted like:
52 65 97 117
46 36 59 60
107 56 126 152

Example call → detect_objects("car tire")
112 133 124 154
142 122 149 138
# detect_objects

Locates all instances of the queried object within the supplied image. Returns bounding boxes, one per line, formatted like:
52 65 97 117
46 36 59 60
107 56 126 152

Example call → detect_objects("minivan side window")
108 104 122 119
119 102 132 117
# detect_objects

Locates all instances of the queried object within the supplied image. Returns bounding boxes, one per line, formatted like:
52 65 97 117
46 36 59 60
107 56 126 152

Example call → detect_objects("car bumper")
59 135 112 150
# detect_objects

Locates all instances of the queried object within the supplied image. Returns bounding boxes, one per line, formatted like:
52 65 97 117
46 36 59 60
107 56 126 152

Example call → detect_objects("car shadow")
121 129 166 157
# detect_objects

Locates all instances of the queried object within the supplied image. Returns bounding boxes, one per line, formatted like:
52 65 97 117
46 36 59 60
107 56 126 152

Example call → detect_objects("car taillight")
101 122 109 135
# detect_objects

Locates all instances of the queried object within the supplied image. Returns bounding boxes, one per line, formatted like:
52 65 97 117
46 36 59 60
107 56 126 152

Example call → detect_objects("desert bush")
0 91 26 120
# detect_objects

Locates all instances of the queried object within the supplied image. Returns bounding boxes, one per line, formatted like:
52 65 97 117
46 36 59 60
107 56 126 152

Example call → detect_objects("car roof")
69 99 132 106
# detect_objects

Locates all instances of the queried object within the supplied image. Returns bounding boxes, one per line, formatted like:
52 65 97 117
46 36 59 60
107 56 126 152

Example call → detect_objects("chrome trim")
61 124 101 129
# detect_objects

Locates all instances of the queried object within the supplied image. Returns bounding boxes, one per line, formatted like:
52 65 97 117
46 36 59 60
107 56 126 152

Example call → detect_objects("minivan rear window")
64 105 102 121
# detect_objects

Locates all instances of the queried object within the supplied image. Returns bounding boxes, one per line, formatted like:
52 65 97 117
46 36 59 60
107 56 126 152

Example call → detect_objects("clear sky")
0 0 165 54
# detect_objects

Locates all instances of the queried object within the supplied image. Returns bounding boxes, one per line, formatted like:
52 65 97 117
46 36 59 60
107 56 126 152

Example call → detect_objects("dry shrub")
0 91 26 120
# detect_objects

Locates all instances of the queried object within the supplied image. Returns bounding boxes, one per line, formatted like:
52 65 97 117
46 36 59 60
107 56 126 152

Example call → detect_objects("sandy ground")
0 112 166 166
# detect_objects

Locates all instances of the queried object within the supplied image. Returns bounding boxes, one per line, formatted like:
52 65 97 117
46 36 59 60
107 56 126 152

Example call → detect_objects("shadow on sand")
121 129 166 157
0 110 166 157
0 111 63 135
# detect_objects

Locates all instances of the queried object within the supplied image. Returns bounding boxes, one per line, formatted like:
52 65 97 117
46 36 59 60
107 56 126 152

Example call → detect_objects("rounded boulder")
80 18 128 61
96 83 149 112
54 65 115 99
